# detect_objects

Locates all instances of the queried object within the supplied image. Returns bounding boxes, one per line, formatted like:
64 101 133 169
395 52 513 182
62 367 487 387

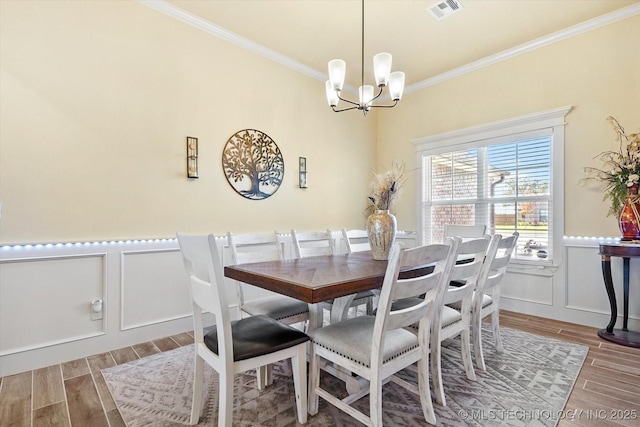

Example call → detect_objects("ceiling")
163 0 638 91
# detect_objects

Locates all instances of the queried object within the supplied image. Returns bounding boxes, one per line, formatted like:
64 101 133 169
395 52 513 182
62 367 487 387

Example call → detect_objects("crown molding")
138 1 640 95
406 3 640 94
136 0 326 82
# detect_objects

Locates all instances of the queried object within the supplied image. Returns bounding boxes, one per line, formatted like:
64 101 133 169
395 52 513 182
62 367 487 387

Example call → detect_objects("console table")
598 243 640 347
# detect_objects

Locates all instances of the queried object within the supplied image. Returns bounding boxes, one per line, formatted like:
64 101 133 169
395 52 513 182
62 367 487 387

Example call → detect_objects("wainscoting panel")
566 242 640 325
120 249 192 330
2 234 637 377
0 254 106 355
501 270 554 305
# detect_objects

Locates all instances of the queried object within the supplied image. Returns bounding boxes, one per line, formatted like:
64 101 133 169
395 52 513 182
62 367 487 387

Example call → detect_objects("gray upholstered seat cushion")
448 293 492 311
242 295 309 321
441 306 462 327
308 316 418 368
204 315 309 361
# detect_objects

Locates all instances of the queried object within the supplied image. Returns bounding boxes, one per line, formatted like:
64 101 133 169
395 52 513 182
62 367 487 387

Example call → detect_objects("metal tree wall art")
222 129 284 200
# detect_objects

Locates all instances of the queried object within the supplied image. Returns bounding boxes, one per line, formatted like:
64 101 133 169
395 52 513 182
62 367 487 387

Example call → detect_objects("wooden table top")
599 242 640 258
224 251 390 303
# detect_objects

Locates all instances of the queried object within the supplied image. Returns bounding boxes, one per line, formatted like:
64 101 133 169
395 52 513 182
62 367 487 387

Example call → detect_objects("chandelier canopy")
325 0 405 116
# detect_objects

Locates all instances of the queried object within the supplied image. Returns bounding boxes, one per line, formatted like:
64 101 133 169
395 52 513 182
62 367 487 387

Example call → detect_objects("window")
413 106 571 264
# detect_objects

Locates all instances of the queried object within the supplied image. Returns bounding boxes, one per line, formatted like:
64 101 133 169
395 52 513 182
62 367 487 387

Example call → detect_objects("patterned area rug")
102 326 588 426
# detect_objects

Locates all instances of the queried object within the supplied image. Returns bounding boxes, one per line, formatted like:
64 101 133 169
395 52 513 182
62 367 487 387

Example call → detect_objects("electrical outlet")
91 299 103 321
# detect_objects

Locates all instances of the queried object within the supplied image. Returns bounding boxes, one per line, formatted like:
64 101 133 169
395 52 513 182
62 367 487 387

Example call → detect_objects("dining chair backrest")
177 233 232 362
291 229 334 258
227 231 283 265
476 232 519 296
444 224 487 240
448 235 492 289
375 238 459 341
227 231 285 318
341 228 371 253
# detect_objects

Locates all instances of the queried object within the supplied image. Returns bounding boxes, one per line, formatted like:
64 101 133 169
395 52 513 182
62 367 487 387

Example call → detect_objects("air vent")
429 0 463 20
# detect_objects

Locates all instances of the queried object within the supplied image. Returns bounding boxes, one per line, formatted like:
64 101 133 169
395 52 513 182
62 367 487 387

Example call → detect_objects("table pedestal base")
598 328 640 348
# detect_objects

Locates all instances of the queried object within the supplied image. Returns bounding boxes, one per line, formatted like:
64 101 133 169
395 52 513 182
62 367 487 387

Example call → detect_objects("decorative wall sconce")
299 157 307 188
187 136 198 178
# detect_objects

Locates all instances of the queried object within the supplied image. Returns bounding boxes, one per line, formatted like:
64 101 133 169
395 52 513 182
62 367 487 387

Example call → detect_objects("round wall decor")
222 129 284 200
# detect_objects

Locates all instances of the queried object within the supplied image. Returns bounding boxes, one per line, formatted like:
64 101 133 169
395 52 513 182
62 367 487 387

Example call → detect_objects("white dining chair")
471 232 519 370
342 228 377 315
307 239 458 426
228 231 310 389
227 231 309 327
434 235 491 405
291 229 335 258
386 235 490 406
177 233 309 426
341 228 371 253
292 229 375 320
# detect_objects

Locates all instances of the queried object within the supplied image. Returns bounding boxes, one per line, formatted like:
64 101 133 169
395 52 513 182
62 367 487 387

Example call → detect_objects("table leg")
601 256 617 333
623 257 630 331
307 303 323 332
330 294 357 324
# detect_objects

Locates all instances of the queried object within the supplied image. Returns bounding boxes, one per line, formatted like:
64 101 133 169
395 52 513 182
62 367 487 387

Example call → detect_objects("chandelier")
325 0 405 116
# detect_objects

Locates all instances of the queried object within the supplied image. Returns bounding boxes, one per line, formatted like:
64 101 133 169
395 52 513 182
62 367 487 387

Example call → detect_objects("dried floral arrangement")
367 161 405 214
582 116 640 217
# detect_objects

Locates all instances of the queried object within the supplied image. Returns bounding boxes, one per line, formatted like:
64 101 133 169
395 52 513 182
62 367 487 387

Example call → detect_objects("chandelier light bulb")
328 59 346 91
388 72 405 101
359 85 374 109
373 53 392 87
325 80 339 107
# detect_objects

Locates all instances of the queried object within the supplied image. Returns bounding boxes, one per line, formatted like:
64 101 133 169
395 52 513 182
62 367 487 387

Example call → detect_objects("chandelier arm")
331 105 360 113
369 100 399 109
369 86 384 103
336 92 361 107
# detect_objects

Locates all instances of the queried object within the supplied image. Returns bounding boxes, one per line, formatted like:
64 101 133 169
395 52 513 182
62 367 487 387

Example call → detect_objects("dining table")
223 250 393 330
224 249 426 394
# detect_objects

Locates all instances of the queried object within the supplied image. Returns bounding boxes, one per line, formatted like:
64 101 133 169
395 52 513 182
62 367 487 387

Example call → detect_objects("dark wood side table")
598 243 640 347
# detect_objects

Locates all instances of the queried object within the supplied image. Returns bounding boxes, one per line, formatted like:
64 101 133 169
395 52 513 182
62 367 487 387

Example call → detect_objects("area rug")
102 326 588 426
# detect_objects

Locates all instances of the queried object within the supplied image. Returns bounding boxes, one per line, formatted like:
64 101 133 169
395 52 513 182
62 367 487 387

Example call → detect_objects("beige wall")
0 0 377 244
379 15 640 238
2 2 638 245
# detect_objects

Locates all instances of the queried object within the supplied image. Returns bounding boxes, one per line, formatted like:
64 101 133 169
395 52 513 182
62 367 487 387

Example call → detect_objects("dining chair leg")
292 345 308 424
307 344 320 416
491 310 504 353
256 366 267 390
418 345 437 425
430 331 446 406
369 374 384 427
190 355 204 425
461 306 477 381
460 326 477 381
218 369 234 427
266 363 274 386
472 310 486 371
366 298 374 315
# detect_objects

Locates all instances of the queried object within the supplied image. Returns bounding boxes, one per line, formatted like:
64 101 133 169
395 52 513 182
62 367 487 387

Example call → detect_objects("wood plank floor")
1 310 639 426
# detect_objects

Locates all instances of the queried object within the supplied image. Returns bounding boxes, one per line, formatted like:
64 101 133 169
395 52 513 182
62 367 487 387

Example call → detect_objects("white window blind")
414 106 571 265
423 135 552 261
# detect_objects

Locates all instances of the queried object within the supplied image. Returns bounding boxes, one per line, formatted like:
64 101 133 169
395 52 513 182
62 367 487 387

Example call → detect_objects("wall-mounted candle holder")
187 136 198 178
299 157 307 188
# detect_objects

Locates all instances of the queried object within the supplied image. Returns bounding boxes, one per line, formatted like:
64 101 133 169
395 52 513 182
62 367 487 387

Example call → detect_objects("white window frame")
412 106 572 267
